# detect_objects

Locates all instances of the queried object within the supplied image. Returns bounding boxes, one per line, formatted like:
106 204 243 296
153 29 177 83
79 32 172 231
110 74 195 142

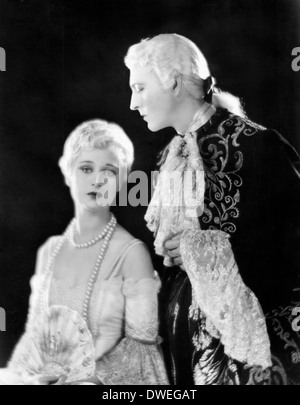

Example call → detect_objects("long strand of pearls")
81 215 117 322
69 215 115 249
38 214 117 324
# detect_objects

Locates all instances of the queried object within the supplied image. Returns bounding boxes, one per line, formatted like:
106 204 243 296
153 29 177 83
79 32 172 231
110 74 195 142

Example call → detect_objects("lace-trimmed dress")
4 237 169 385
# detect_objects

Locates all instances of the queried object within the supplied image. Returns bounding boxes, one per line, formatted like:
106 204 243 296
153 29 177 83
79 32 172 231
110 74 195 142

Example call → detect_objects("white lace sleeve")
96 276 169 385
180 229 272 369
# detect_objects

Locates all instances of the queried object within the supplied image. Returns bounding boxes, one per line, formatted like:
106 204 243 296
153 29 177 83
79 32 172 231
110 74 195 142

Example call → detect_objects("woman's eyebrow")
79 161 119 171
79 160 94 164
104 164 119 171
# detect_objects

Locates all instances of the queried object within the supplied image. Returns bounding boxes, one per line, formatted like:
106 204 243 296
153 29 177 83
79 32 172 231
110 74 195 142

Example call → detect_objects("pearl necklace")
38 214 117 324
82 215 116 322
69 215 115 249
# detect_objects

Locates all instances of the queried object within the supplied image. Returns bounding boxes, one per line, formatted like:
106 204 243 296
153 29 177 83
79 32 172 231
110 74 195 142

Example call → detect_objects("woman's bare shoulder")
113 227 154 280
38 235 61 257
112 224 139 247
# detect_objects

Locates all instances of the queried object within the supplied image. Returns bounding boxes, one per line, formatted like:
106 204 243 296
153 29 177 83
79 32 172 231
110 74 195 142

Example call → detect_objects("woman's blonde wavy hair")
58 119 134 186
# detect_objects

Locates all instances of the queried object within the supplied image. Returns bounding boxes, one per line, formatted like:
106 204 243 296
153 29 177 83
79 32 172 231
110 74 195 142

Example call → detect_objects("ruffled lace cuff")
96 337 169 385
180 229 272 369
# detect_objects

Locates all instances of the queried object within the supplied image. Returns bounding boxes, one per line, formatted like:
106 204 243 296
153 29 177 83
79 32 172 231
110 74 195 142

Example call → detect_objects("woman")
0 119 169 385
124 34 300 385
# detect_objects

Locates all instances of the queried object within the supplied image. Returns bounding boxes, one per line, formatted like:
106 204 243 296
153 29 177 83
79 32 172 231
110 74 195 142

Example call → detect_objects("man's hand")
165 232 186 270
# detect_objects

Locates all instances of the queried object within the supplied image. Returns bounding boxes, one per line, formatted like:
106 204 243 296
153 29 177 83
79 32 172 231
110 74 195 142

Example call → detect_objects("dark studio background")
0 0 299 366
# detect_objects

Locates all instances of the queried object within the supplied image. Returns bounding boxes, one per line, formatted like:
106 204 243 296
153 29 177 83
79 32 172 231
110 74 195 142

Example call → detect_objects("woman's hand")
165 233 186 271
37 375 67 385
37 375 102 385
68 376 103 385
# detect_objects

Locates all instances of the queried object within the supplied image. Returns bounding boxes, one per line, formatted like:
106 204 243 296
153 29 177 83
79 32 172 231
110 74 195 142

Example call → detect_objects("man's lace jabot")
145 105 216 266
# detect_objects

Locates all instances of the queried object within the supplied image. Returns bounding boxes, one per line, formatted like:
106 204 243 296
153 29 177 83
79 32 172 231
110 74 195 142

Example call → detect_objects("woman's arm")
95 242 169 385
8 237 58 368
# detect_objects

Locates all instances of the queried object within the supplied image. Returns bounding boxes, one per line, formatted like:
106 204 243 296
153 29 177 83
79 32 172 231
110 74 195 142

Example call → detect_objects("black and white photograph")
0 0 299 386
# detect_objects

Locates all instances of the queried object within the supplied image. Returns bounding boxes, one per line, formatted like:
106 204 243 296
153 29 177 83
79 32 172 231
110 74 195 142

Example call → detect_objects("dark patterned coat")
160 108 300 385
